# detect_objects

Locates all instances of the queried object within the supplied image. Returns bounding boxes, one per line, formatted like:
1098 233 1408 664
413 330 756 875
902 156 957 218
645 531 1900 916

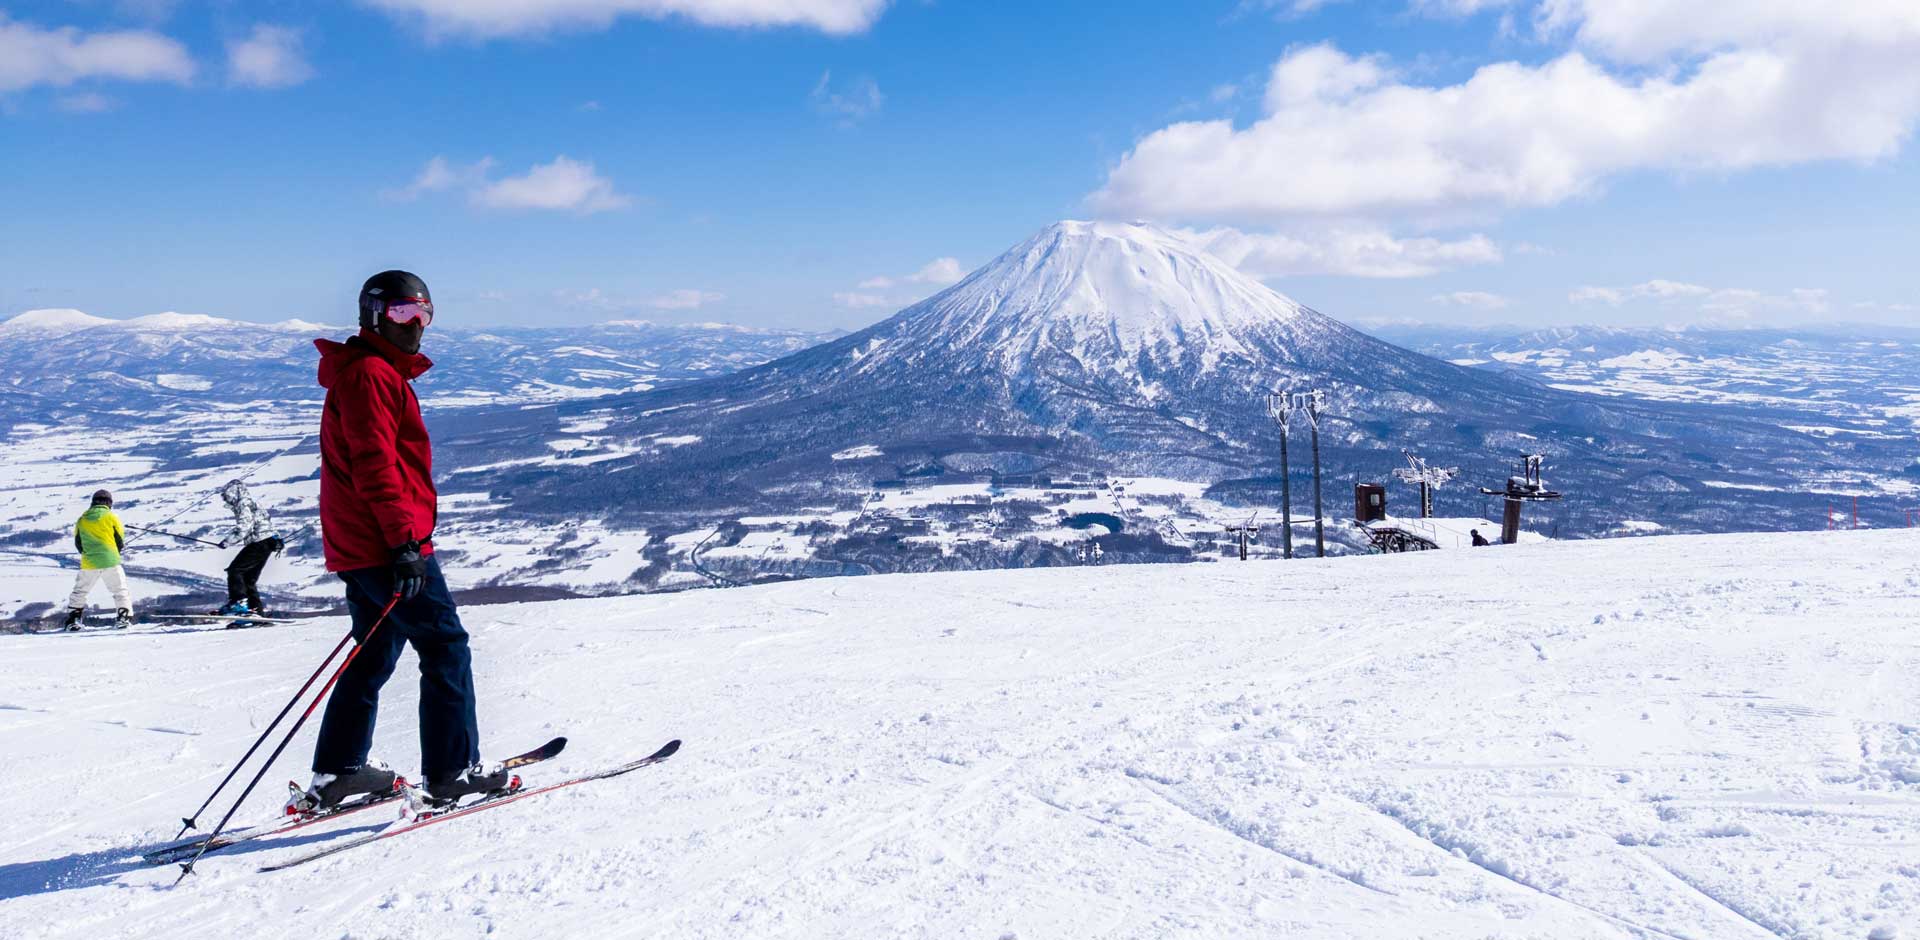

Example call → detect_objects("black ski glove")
266 536 285 553
390 541 428 600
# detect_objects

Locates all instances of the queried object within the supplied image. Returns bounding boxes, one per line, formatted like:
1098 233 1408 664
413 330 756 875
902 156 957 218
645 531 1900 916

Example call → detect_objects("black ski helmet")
91 489 112 506
359 270 432 329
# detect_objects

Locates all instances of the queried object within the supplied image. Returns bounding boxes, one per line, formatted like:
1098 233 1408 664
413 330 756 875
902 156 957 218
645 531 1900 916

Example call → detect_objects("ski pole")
125 524 225 548
172 630 356 839
175 592 402 884
127 432 313 546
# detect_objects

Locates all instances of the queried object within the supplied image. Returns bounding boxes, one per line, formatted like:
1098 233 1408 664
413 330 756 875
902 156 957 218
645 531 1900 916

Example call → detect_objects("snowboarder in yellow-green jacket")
65 489 133 630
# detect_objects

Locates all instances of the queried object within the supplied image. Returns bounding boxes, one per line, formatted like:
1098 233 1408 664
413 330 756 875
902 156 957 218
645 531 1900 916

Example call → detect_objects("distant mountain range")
0 309 839 428
445 222 1907 536
1373 322 1920 434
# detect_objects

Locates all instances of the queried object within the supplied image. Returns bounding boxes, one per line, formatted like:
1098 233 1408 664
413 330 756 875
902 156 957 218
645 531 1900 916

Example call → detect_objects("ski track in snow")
1 529 1918 938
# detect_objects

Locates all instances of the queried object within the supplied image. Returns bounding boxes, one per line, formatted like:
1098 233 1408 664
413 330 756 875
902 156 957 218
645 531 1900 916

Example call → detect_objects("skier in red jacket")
299 270 509 811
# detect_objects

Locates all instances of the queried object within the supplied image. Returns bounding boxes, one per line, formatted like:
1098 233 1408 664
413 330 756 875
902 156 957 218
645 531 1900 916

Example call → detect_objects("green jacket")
74 505 126 570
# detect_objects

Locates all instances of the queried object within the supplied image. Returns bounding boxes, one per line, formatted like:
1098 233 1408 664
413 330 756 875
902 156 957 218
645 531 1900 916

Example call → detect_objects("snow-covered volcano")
457 221 1843 532
748 219 1426 403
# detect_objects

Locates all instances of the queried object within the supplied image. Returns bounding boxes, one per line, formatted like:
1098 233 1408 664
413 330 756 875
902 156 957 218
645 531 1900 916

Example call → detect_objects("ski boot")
210 600 250 617
63 607 84 631
292 760 400 813
424 762 515 807
115 608 133 629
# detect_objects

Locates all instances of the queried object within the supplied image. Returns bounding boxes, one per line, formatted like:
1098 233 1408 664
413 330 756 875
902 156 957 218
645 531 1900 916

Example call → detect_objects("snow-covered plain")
2 529 1916 938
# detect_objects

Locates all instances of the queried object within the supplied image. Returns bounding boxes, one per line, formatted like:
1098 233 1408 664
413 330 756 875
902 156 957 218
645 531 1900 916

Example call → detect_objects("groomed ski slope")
1 530 1916 939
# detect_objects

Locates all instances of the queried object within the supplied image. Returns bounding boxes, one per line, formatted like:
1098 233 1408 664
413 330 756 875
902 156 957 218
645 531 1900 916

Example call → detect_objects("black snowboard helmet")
358 270 432 330
91 489 112 507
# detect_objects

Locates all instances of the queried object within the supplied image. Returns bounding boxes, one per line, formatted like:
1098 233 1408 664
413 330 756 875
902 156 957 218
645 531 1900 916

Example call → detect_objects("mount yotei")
453 222 1889 563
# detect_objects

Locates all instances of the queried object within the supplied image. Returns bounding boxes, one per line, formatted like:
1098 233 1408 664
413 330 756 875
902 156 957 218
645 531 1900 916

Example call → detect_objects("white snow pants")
68 565 132 610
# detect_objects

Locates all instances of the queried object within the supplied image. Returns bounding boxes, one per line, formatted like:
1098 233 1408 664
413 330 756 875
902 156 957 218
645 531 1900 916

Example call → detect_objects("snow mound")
121 312 236 330
0 309 114 333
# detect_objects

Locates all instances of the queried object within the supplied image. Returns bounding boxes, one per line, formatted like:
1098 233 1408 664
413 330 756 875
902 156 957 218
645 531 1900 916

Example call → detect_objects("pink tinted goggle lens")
385 300 433 326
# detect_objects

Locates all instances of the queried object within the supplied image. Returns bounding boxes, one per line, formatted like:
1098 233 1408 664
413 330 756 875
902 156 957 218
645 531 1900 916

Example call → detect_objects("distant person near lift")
66 489 134 630
296 270 509 812
211 480 284 617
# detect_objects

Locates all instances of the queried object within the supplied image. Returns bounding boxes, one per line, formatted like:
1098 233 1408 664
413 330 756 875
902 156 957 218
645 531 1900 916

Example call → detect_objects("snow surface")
2 529 1917 938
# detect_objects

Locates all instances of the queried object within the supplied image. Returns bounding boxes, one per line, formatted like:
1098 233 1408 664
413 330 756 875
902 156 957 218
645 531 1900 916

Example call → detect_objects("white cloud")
842 256 966 308
1638 279 1712 299
1571 279 1831 319
0 14 195 93
832 291 892 309
1263 43 1390 111
552 286 725 313
1187 225 1502 278
554 288 621 311
55 92 116 113
905 257 963 285
648 289 724 310
1431 290 1510 309
362 0 890 39
473 156 632 214
1568 285 1624 305
1092 6 1920 224
810 70 882 125
227 24 313 89
383 156 494 202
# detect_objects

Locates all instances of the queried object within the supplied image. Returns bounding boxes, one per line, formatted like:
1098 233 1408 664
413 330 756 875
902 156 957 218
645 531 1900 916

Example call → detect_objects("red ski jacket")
315 330 438 572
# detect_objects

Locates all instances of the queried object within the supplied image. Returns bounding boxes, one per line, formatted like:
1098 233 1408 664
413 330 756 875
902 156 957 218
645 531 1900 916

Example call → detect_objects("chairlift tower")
1266 393 1294 559
1478 454 1563 544
1268 389 1328 559
1225 517 1261 561
1393 450 1458 519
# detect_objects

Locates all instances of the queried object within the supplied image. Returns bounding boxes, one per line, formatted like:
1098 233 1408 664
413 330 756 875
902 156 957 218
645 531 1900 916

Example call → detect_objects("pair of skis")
145 613 294 630
147 737 680 874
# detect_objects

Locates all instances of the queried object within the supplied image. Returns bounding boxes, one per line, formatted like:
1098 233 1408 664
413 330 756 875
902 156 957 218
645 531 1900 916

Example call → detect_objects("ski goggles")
384 299 434 327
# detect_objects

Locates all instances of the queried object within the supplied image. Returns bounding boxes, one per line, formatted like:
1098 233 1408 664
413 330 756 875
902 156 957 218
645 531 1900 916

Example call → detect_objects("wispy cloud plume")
387 156 631 214
227 24 313 88
1187 226 1502 279
1571 279 1831 320
473 156 632 214
810 70 883 125
362 0 891 40
1430 290 1510 309
648 289 724 310
0 14 195 93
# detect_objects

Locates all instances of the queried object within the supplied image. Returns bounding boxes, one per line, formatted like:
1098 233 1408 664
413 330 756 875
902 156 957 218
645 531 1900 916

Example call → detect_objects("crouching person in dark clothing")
295 270 508 813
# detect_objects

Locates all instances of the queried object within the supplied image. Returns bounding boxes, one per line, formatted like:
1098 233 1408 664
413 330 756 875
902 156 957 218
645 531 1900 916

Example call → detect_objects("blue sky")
2 1 1916 331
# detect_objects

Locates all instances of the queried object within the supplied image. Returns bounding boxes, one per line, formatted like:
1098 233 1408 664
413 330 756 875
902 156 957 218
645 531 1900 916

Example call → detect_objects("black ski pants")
311 555 481 783
225 539 274 607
